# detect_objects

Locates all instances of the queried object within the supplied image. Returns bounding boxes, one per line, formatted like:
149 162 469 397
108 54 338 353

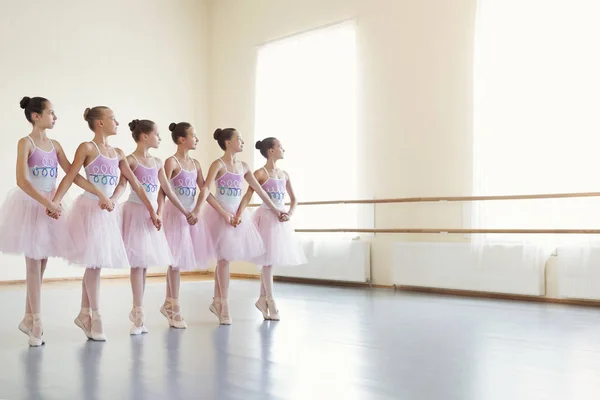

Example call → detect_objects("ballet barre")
293 228 600 234
248 191 600 207
245 192 600 234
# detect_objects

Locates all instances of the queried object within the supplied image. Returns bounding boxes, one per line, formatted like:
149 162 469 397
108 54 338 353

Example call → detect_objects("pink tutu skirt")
204 201 265 262
0 188 72 260
163 201 215 270
67 195 130 269
122 201 173 268
251 207 307 267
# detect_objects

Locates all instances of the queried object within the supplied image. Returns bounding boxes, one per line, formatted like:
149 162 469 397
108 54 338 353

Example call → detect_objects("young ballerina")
236 138 307 320
52 106 160 341
116 119 191 335
0 97 114 346
157 122 221 329
197 128 285 325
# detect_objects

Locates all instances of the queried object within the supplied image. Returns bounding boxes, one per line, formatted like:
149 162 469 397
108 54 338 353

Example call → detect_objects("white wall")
0 0 210 280
0 0 479 285
207 0 477 284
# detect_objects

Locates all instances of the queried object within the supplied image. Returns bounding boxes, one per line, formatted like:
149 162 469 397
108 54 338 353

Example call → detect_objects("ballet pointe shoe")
255 296 269 320
28 314 43 347
74 308 92 339
20 313 46 345
209 298 221 321
219 299 232 325
129 306 147 335
160 299 187 329
266 298 280 321
89 312 107 341
160 299 171 325
18 313 32 336
160 299 172 324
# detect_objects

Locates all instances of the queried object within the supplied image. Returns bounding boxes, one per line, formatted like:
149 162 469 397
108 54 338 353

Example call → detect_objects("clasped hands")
227 210 290 228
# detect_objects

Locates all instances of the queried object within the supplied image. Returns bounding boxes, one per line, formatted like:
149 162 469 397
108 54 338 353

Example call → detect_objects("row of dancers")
0 96 306 347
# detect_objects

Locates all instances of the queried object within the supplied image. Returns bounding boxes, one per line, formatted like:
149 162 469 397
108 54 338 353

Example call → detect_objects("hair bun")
83 107 91 121
213 128 222 140
168 122 177 132
129 119 139 132
20 97 31 109
255 140 262 150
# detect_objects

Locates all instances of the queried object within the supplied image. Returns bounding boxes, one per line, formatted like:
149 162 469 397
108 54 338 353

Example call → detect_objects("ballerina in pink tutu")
52 106 160 341
0 97 114 347
109 119 192 335
156 122 220 329
197 128 285 325
236 138 307 321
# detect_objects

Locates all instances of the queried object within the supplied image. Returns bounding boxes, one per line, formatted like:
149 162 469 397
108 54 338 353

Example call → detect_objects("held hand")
98 195 114 212
232 215 242 227
46 201 62 215
279 212 290 222
221 212 236 227
151 212 162 231
187 211 199 226
45 208 60 220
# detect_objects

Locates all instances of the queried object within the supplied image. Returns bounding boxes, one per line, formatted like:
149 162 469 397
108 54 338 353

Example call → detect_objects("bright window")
472 0 600 242
254 21 359 230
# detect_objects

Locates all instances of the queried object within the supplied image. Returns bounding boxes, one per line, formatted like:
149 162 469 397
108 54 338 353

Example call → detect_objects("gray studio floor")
1 278 600 400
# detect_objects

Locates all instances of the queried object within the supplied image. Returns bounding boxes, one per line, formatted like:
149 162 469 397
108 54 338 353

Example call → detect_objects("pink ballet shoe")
19 314 46 344
160 300 187 329
255 297 269 320
129 306 147 335
209 298 221 321
74 308 92 339
28 314 43 347
266 298 280 321
219 299 232 325
90 312 107 341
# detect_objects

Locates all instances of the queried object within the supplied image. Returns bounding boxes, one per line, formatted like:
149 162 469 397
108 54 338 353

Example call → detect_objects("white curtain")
254 21 360 231
472 0 600 266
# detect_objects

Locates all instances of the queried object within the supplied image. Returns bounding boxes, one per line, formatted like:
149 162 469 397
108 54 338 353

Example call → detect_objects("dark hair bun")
83 108 91 121
169 122 177 132
128 119 139 132
255 140 262 150
20 97 31 109
213 128 222 140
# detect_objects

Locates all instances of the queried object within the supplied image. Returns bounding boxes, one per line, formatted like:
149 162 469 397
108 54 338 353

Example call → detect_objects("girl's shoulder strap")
171 155 183 169
234 160 244 175
191 158 201 173
130 153 140 169
217 158 228 172
89 141 101 155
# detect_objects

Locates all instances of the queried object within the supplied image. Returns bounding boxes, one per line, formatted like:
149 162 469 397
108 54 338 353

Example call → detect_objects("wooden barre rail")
248 191 600 207
295 228 600 234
